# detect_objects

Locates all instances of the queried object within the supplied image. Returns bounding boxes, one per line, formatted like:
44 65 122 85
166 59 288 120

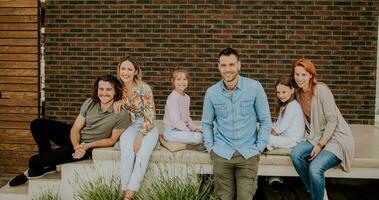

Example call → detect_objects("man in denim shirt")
202 48 271 200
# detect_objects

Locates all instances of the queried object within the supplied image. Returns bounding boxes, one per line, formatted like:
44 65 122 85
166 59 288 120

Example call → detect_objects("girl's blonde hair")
171 69 189 88
274 76 296 118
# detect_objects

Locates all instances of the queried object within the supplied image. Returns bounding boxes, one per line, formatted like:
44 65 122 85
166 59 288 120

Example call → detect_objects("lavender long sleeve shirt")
163 90 197 131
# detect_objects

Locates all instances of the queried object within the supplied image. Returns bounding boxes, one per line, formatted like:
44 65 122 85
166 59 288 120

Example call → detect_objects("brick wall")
45 0 379 124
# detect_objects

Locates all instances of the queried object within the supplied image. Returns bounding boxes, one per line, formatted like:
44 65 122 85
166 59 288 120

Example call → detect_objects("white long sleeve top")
272 100 305 143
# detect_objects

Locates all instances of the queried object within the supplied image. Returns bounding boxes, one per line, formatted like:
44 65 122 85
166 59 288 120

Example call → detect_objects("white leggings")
119 118 159 191
163 128 203 144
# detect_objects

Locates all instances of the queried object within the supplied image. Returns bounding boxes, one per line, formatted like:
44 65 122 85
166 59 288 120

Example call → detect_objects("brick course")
45 0 379 124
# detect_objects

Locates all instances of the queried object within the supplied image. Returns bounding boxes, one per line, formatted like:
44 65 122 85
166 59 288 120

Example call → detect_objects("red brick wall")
45 1 379 124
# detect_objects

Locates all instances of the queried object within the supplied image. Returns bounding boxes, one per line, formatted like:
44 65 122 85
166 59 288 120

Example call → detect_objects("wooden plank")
0 46 38 53
0 38 37 45
0 157 30 168
0 129 34 144
1 69 37 76
0 0 38 7
0 30 37 38
0 106 38 114
0 76 37 84
0 15 37 22
0 53 37 61
0 84 38 92
0 160 29 174
0 143 36 151
0 61 37 68
0 164 30 174
0 174 15 182
0 113 37 121
0 149 34 159
0 151 34 159
0 8 37 15
0 121 29 129
0 98 37 106
1 91 38 99
0 23 37 30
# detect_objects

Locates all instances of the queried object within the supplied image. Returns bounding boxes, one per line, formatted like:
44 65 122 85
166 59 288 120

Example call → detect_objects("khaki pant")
211 151 260 200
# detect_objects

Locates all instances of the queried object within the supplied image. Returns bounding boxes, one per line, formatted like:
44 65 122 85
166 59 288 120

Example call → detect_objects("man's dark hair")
92 75 123 103
218 47 240 61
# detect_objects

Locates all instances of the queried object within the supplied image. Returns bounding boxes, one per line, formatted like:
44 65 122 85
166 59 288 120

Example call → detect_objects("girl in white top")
159 69 204 152
267 76 305 150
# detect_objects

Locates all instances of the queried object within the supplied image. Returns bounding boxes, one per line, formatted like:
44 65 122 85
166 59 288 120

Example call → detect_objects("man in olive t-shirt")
9 75 129 187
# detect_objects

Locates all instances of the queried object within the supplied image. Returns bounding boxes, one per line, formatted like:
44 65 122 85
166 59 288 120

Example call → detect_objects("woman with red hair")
290 58 355 200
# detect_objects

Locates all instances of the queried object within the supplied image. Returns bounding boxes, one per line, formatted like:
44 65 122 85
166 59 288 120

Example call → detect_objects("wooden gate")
0 0 39 177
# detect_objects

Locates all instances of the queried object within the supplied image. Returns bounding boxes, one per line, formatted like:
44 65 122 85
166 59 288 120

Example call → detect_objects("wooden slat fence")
0 0 39 177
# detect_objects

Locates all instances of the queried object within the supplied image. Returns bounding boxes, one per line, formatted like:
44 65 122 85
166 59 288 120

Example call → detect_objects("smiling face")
218 54 240 83
294 66 312 90
118 60 137 84
173 72 188 94
97 80 115 105
276 83 294 103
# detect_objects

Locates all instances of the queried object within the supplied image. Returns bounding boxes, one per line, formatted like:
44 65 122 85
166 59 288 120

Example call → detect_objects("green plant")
74 175 123 200
135 174 215 200
32 188 60 200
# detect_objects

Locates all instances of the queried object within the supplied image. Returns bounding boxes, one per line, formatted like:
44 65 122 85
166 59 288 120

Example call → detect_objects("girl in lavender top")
160 69 205 152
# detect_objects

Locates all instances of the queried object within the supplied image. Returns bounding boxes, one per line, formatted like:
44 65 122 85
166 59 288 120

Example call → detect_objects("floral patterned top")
122 81 156 126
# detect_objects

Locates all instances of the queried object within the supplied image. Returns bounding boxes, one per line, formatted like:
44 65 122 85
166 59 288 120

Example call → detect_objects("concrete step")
29 172 61 199
0 159 120 200
59 159 95 200
0 183 29 200
0 160 94 200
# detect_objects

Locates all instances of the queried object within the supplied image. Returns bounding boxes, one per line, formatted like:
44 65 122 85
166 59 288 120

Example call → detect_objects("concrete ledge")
93 148 293 166
2 124 378 200
93 123 379 179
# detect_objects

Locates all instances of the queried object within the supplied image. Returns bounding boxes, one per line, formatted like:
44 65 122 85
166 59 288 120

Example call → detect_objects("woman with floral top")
114 55 159 200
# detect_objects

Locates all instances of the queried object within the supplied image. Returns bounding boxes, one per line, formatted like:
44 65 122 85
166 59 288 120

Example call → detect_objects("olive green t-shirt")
79 98 130 143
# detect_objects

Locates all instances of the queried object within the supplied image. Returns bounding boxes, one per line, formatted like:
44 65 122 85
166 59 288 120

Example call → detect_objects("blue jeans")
120 117 159 191
290 141 341 200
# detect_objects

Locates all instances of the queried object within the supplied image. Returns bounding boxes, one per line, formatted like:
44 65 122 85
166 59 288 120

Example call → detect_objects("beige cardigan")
299 83 355 172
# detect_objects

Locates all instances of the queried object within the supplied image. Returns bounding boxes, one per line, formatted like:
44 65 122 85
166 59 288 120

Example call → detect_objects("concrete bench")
93 122 379 179
2 123 376 200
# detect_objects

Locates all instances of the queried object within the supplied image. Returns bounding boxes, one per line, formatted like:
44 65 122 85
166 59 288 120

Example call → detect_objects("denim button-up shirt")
202 76 271 160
